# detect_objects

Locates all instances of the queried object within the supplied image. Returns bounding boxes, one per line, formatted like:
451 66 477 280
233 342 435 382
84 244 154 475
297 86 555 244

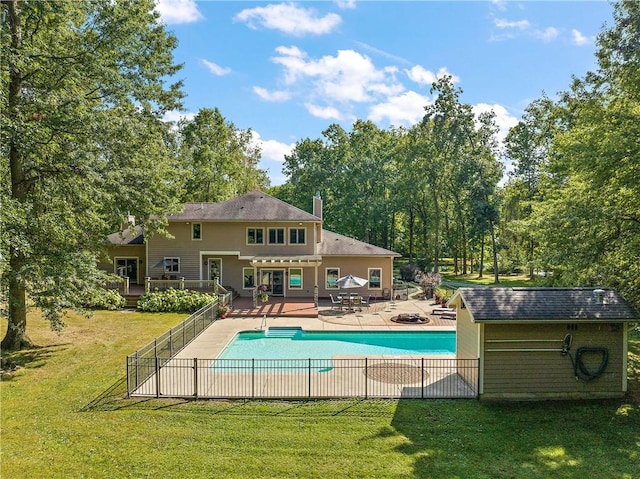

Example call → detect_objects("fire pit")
391 313 429 324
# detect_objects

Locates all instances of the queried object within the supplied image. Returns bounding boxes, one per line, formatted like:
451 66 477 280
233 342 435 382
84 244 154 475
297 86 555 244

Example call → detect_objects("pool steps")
265 326 303 338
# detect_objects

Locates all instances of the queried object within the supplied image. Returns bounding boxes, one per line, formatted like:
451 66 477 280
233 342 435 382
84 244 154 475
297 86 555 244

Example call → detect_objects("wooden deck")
228 297 318 318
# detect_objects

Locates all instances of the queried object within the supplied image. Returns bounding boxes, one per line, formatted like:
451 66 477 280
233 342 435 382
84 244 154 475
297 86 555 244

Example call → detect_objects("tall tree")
177 108 268 202
1 0 184 349
503 96 556 279
532 0 640 308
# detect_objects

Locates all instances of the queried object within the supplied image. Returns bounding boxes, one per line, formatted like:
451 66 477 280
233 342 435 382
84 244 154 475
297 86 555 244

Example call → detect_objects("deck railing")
127 357 479 400
144 277 217 293
126 300 218 396
106 276 130 295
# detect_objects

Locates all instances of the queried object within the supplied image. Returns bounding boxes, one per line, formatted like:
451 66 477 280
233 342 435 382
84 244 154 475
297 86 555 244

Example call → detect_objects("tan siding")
455 308 480 386
144 220 395 299
318 256 394 298
481 323 626 399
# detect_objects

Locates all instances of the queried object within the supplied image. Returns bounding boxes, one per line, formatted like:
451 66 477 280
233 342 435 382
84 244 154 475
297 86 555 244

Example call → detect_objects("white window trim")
192 223 202 241
243 267 255 290
288 267 303 289
164 257 180 274
246 227 264 245
367 268 382 289
267 227 285 245
288 227 307 245
326 267 340 289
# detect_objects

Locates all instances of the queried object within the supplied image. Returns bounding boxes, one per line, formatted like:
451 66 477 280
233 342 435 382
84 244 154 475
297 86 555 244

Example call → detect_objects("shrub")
399 264 422 282
137 288 216 313
80 288 126 310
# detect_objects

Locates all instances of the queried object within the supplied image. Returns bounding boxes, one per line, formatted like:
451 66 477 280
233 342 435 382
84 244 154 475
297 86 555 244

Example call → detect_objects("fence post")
135 350 139 392
155 356 160 398
154 338 157 357
169 329 173 357
145 277 150 293
308 358 312 398
364 358 368 399
193 358 198 398
421 357 425 399
251 359 255 398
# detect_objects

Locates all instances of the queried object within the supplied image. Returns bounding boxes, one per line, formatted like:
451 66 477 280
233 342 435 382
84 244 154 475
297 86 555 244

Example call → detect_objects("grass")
1 311 639 478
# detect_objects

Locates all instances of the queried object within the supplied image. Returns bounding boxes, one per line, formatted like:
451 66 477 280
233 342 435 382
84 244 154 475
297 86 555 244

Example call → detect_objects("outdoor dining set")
329 274 373 313
329 293 372 312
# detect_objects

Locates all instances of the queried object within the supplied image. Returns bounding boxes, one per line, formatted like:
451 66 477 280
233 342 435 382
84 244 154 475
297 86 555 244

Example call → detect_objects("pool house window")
243 268 255 289
247 228 264 245
289 228 306 244
268 228 285 244
368 268 381 289
326 268 340 289
289 268 302 289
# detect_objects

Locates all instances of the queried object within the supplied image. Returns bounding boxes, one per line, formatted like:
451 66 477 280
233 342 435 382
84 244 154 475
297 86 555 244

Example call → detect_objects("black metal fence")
126 300 218 396
127 357 479 399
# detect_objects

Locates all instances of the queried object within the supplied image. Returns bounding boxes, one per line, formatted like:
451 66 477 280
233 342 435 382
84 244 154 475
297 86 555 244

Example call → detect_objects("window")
289 268 302 289
368 268 382 289
289 228 306 244
192 223 202 240
164 257 180 273
243 268 255 289
268 228 285 244
326 268 340 289
247 228 264 245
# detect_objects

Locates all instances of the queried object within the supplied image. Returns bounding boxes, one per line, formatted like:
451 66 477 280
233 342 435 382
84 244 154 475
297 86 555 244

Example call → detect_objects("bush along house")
102 191 400 303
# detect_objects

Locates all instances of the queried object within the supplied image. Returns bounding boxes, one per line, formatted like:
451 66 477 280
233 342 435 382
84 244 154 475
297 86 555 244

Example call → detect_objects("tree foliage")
1 0 184 349
177 107 269 202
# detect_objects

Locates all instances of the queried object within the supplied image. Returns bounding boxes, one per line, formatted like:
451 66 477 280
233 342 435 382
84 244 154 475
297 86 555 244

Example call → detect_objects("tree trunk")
2 0 32 350
490 219 500 285
528 237 535 280
432 189 440 273
478 237 485 279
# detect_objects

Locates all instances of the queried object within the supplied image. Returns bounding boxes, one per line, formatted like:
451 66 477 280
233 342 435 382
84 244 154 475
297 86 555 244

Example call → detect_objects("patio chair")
329 294 342 311
352 296 362 311
361 295 373 308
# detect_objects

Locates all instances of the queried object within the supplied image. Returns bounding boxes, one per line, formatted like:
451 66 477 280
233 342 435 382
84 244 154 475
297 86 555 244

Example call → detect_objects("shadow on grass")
80 376 397 417
1 344 69 381
389 397 640 479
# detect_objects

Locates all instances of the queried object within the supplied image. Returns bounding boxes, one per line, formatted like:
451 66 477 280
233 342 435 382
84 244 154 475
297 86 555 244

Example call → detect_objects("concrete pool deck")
175 298 456 360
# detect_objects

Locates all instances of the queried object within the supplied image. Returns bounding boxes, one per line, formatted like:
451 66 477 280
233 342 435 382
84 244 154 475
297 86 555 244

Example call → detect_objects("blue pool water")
217 329 456 360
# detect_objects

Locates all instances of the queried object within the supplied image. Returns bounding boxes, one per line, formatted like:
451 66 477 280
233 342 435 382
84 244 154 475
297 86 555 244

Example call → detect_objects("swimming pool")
217 328 456 360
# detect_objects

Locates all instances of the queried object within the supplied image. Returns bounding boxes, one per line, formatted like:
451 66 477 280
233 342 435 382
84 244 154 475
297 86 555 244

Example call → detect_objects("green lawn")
1 311 639 478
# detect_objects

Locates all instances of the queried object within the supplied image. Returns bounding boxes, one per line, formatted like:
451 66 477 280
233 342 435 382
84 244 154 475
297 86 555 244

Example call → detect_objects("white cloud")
271 47 403 104
406 65 460 86
156 0 203 25
162 110 196 131
536 26 558 42
368 91 431 127
336 0 357 9
571 29 593 46
234 3 341 36
253 86 292 102
251 131 296 164
201 59 231 76
472 103 519 144
305 103 343 120
494 18 530 30
493 17 559 43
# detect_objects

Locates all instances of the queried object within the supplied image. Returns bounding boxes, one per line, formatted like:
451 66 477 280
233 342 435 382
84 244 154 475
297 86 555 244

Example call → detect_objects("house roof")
107 225 144 245
319 230 400 257
451 287 638 323
168 191 320 222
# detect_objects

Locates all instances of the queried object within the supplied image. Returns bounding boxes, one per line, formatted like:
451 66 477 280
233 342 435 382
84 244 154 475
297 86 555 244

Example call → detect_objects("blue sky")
156 1 614 185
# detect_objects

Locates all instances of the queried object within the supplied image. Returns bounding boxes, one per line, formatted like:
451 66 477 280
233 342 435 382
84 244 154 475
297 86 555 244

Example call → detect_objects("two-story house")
104 191 400 300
